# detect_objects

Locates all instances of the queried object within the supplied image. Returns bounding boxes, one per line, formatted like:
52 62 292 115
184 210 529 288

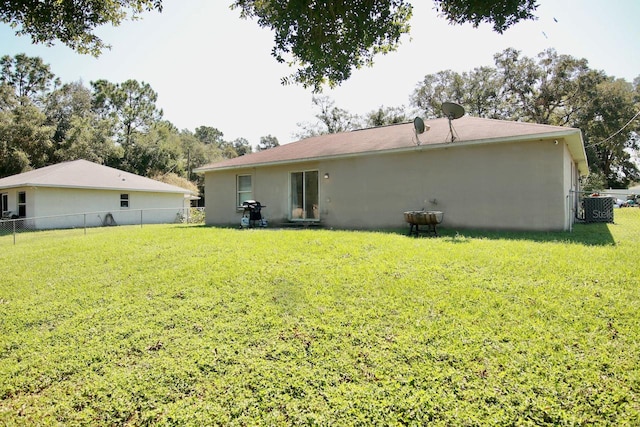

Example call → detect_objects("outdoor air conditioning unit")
583 196 614 223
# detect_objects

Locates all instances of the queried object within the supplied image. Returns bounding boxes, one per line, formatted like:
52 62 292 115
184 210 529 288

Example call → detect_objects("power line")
586 109 640 148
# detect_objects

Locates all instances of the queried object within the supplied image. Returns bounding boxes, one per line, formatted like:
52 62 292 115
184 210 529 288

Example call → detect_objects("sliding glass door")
290 171 318 220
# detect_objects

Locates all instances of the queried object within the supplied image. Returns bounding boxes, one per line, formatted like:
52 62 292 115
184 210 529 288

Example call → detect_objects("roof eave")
195 128 589 175
0 183 193 195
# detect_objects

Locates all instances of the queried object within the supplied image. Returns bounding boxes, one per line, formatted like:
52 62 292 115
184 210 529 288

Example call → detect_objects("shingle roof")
0 159 193 194
195 116 587 175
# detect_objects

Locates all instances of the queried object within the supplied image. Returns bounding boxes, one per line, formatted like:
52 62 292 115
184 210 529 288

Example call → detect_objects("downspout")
567 194 572 232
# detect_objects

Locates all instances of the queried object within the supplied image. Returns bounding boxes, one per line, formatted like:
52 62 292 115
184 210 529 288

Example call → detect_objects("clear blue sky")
1 1 638 147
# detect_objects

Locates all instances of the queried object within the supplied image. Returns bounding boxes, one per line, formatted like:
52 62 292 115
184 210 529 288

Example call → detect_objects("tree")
179 129 224 182
412 48 597 123
493 48 593 125
577 78 640 188
410 70 466 118
232 0 412 91
296 99 408 138
0 53 229 182
194 126 225 146
38 80 123 166
410 60 537 120
432 0 539 34
233 0 538 89
231 138 252 157
0 0 163 56
296 96 362 138
2 1 539 90
461 66 503 119
0 83 18 112
530 50 592 125
193 125 245 159
91 79 163 147
410 49 640 187
45 81 94 144
365 106 408 127
52 115 123 166
0 95 54 177
257 135 280 151
122 121 182 176
0 53 59 105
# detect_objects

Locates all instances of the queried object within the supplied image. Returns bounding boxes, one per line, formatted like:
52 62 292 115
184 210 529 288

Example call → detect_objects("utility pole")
187 148 191 181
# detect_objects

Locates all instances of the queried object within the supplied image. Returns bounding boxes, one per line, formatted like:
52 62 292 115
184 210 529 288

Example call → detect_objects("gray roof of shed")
0 159 193 194
195 116 588 175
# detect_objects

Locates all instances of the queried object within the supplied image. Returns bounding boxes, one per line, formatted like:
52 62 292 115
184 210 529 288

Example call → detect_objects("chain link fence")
573 190 639 223
0 207 204 245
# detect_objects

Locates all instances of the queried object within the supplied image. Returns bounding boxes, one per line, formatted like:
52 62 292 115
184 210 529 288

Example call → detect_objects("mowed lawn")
1 209 639 426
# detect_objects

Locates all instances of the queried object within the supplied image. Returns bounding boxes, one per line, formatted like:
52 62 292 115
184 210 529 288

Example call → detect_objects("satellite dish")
413 117 430 146
442 102 465 142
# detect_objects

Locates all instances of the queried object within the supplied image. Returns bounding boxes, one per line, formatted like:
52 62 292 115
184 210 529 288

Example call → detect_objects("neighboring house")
599 185 640 207
0 159 193 229
195 116 589 231
599 185 640 199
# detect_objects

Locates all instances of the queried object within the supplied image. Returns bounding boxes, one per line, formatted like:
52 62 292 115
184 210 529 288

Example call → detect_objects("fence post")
13 219 16 245
140 209 143 228
84 213 87 235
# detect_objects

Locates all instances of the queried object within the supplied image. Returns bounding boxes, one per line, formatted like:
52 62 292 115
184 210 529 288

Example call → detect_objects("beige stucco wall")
204 138 579 231
1 186 187 229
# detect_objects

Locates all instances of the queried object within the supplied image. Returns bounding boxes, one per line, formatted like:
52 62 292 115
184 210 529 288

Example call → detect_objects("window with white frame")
290 170 319 220
237 175 253 206
120 193 129 208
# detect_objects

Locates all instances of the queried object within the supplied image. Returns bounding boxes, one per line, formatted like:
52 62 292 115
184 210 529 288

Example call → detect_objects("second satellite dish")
442 102 465 120
442 102 465 142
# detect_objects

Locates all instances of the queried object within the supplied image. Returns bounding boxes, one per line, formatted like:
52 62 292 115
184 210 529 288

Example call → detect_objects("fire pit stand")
404 211 444 237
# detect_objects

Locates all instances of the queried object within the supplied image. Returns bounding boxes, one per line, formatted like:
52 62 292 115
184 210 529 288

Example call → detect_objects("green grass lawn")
1 209 639 425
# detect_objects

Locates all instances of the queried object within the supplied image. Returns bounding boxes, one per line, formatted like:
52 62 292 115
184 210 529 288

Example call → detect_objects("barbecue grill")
404 210 443 237
240 200 267 228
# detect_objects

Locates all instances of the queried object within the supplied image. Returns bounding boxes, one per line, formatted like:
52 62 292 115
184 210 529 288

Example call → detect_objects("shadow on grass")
396 222 616 246
174 221 616 247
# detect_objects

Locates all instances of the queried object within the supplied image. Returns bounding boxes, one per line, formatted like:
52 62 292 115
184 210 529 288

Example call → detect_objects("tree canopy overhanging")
2 0 539 90
432 0 539 34
0 0 163 56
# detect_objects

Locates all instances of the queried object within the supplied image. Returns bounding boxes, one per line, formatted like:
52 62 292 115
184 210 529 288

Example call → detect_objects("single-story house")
194 116 589 231
0 159 194 229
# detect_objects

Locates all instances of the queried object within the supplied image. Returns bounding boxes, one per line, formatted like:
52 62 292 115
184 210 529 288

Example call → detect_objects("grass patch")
1 209 639 425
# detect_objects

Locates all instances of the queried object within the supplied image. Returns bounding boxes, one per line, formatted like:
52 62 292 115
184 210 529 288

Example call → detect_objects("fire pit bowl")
404 210 443 236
